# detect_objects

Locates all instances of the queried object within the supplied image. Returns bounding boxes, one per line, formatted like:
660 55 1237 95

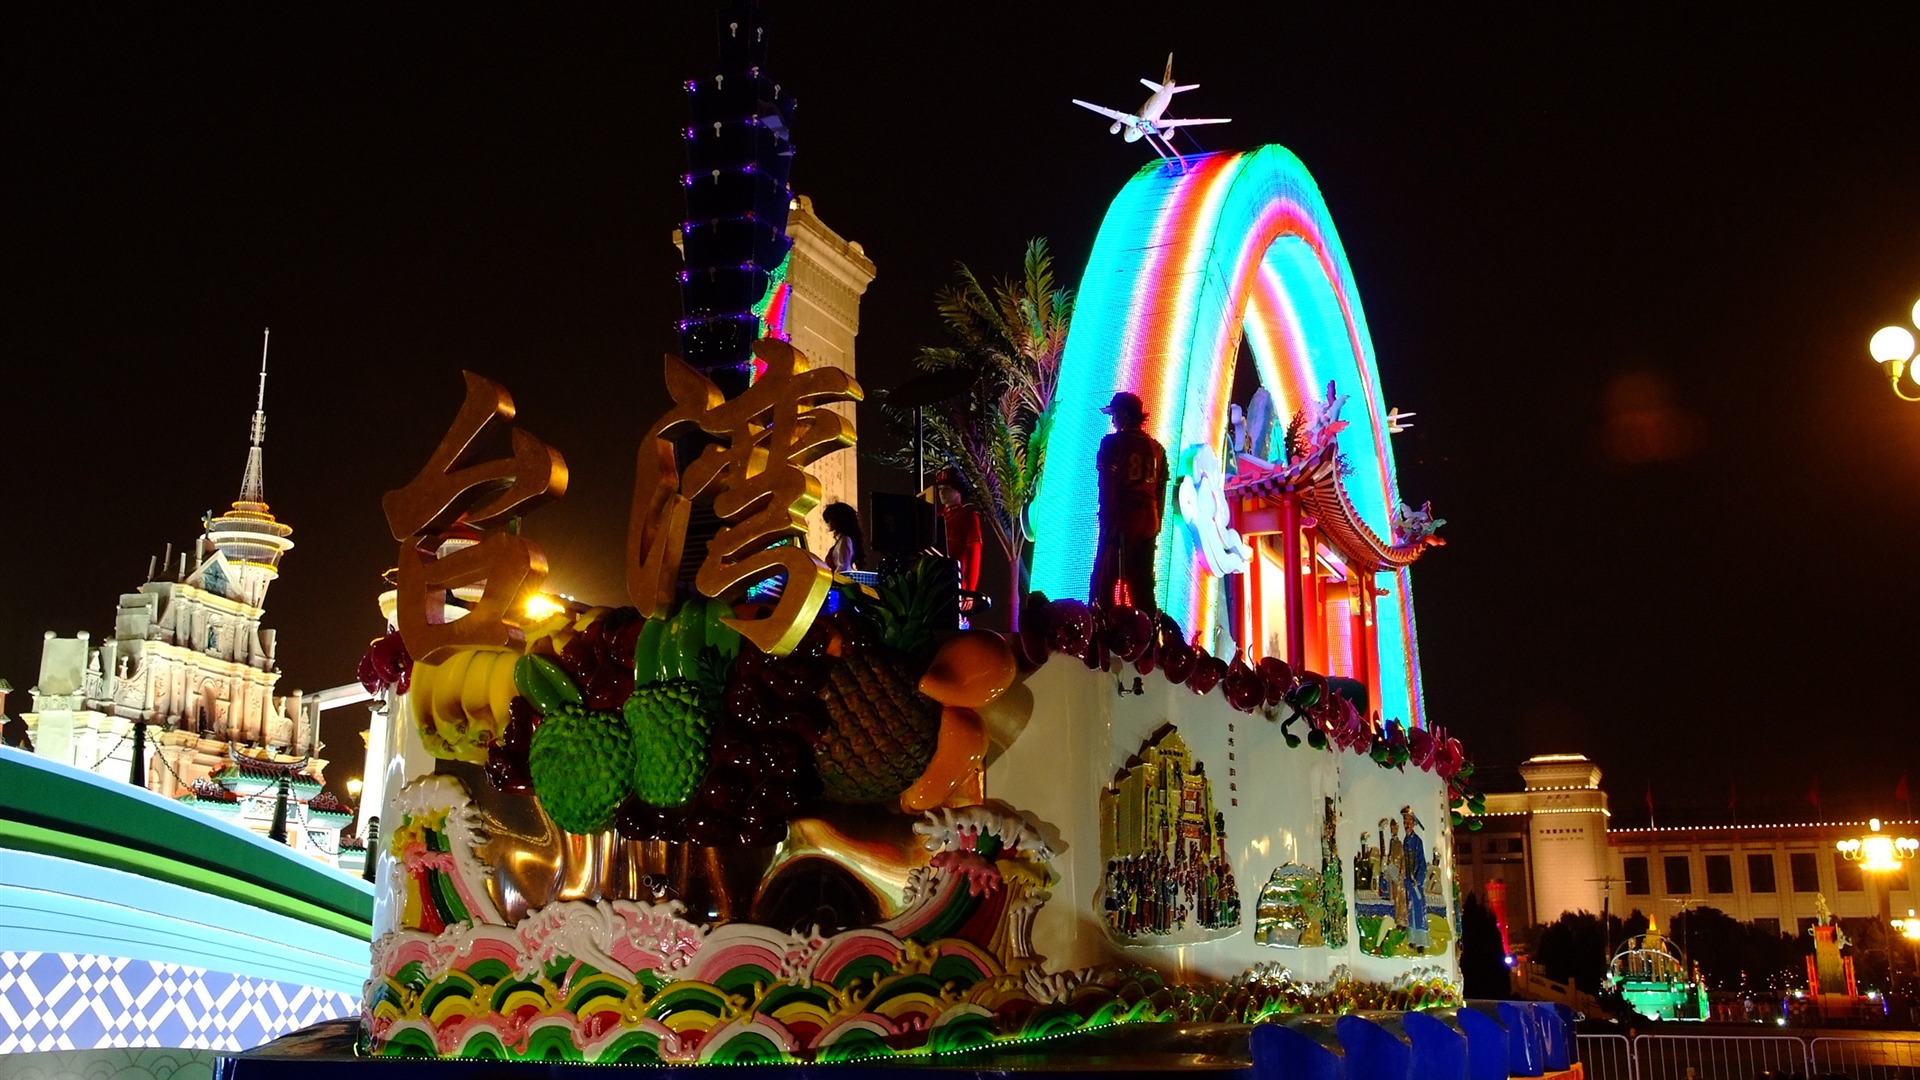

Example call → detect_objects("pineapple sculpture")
813 558 954 803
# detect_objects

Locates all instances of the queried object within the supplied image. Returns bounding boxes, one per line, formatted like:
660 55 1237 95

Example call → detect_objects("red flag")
1728 781 1738 812
1897 774 1910 804
1645 780 1655 817
1808 778 1821 810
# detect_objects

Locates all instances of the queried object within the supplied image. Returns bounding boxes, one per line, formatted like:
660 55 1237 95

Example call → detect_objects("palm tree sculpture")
887 239 1073 629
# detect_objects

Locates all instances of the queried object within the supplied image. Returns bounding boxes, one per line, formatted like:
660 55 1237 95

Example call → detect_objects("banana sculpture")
408 646 521 763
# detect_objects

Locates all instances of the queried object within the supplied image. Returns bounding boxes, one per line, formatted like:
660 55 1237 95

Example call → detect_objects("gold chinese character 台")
395 531 550 662
385 371 569 662
627 339 861 655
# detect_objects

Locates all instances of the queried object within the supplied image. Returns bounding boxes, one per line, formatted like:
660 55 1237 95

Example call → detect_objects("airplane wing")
1072 99 1139 125
1139 78 1166 93
1154 117 1230 128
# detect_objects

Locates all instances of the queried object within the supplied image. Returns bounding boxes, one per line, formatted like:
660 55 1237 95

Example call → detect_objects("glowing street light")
1893 909 1920 942
1866 298 1920 402
1836 818 1919 872
1838 819 1918 993
346 777 363 800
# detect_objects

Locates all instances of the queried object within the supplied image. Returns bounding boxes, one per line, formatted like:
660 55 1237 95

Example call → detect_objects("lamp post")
1666 897 1699 971
1866 298 1920 402
1837 818 1918 994
1665 897 1704 1018
1893 909 1920 1002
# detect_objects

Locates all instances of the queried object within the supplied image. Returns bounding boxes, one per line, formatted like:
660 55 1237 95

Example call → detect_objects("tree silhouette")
884 239 1073 626
1460 892 1511 999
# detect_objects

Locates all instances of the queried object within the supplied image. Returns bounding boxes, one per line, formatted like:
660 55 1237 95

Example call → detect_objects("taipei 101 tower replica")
674 1 873 556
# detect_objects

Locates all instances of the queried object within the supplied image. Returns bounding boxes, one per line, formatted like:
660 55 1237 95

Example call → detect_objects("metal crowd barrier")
1578 1030 1920 1080
1630 1034 1807 1080
1576 1033 1635 1080
1810 1036 1920 1079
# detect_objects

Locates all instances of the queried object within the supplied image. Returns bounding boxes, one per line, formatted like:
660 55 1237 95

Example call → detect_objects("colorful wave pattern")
1029 147 1423 728
364 852 1145 1063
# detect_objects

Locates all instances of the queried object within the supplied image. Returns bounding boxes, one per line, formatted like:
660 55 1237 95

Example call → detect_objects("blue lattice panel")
0 952 357 1054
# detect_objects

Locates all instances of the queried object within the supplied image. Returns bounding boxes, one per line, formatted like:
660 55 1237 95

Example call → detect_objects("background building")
1455 753 1916 950
780 194 876 557
15 361 367 867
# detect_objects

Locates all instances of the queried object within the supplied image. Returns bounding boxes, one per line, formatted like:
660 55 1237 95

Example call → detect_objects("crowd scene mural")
1098 725 1242 942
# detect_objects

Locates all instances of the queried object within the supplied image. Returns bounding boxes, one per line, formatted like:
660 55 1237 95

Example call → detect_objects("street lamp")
346 777 364 801
1835 818 1919 874
1866 298 1920 402
1893 909 1920 941
1837 818 1919 993
1666 897 1700 971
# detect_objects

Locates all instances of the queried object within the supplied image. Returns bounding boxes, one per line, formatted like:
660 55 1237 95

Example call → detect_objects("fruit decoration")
812 558 949 804
917 629 1018 710
357 630 412 696
1188 652 1227 696
1104 605 1155 662
527 700 637 835
1160 632 1197 685
1222 652 1265 711
626 598 737 807
1256 656 1291 706
1045 597 1094 657
408 645 517 763
901 630 1018 812
394 575 1482 841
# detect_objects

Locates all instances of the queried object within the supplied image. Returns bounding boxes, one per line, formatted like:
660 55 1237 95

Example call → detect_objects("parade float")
247 133 1534 1080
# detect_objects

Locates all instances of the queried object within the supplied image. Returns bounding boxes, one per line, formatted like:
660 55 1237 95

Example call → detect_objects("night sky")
4 6 1917 824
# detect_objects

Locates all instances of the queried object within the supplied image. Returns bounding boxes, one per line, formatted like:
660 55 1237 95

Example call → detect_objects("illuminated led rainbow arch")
1028 145 1425 728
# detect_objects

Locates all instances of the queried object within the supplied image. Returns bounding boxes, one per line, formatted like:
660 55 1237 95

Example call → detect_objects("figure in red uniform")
1089 391 1168 612
933 468 983 592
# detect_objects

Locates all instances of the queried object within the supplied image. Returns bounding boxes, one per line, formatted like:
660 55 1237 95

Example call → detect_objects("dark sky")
4 5 1917 823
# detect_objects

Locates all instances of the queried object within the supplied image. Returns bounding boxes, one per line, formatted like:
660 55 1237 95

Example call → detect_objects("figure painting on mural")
1089 391 1169 612
1401 805 1428 951
1355 801 1449 958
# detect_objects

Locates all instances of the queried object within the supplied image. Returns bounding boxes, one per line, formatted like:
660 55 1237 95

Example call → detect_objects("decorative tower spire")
238 328 270 504
204 329 294 607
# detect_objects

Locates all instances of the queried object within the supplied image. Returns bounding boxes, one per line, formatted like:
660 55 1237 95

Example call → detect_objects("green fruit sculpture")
626 596 738 807
525 698 636 834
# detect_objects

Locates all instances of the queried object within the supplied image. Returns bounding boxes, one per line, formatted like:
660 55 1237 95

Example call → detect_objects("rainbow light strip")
1028 146 1424 728
752 249 793 344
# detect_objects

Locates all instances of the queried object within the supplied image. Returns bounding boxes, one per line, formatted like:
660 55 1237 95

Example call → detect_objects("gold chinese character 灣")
627 339 860 655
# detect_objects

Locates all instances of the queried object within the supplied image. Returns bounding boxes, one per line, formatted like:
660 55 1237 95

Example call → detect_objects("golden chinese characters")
628 340 861 655
384 372 568 663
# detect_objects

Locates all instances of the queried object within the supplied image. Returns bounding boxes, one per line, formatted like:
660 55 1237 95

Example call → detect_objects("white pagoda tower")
23 337 344 861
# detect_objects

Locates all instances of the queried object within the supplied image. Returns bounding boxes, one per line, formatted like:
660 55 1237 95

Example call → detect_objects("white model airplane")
1073 54 1230 169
